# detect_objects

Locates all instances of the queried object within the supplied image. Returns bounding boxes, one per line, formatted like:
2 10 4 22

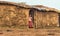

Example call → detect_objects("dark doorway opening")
29 9 34 23
29 9 34 28
59 13 60 27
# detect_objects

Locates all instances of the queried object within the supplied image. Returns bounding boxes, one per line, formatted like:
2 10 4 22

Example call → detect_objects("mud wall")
34 11 59 28
0 5 29 28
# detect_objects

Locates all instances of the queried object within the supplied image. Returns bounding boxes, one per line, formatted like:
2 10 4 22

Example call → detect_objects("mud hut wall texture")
18 8 29 26
0 5 29 27
34 11 59 28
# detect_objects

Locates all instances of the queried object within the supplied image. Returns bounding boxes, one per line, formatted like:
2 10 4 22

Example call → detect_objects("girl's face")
29 15 31 17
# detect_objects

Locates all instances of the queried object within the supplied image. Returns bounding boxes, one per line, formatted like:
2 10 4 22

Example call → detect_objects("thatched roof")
0 1 32 9
0 1 60 13
32 5 60 13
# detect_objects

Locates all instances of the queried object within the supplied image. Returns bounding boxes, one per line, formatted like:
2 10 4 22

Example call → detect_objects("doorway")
59 13 60 27
29 9 34 28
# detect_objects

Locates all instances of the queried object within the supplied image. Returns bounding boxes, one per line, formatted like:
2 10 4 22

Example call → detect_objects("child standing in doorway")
29 15 33 28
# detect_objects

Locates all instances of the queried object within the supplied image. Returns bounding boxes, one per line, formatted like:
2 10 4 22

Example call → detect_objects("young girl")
29 15 33 28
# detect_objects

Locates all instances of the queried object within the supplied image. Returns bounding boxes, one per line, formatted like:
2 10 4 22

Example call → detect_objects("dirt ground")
0 27 60 36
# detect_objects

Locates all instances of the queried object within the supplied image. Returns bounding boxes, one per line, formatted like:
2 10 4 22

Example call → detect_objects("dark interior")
59 13 60 27
29 9 34 24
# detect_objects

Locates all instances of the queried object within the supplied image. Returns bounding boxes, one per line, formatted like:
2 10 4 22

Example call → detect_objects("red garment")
29 16 33 28
29 21 33 28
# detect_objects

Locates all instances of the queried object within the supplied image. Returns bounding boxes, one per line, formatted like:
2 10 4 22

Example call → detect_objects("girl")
29 15 33 28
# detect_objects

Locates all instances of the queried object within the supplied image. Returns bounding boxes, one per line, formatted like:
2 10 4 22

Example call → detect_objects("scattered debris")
48 32 55 36
6 29 13 32
0 32 3 34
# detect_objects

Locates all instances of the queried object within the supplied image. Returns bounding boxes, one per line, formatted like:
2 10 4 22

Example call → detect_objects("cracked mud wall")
34 11 59 28
0 5 29 28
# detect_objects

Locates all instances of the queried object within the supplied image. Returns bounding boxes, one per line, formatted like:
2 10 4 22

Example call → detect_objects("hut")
0 1 59 28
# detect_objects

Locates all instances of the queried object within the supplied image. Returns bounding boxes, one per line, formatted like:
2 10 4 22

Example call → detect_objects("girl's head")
29 15 31 17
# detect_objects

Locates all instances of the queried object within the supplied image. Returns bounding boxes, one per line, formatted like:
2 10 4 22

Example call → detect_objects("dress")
29 17 33 28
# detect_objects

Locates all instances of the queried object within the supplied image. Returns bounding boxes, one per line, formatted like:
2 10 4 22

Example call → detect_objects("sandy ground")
0 27 60 36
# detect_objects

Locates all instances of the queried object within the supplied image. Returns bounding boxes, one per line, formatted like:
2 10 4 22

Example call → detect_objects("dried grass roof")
0 1 32 8
0 1 60 13
32 5 60 13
